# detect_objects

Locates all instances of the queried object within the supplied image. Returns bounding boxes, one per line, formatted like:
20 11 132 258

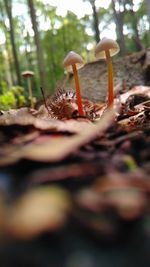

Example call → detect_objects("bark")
4 0 22 85
0 2 13 86
132 36 144 51
147 0 150 45
147 0 150 24
112 0 127 55
3 48 13 88
27 0 49 94
129 0 144 50
91 0 100 43
62 23 67 54
24 32 33 70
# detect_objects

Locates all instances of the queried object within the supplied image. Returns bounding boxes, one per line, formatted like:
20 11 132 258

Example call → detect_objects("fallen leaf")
22 108 114 162
29 162 98 185
11 130 40 145
119 86 150 104
7 186 71 239
0 108 94 134
106 188 146 220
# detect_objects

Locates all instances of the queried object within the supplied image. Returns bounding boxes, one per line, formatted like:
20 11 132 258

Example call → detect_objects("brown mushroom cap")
63 51 84 73
95 38 120 59
22 71 34 77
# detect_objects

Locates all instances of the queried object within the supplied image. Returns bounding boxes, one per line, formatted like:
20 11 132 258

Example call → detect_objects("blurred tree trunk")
128 0 144 50
91 0 100 43
61 20 67 54
147 0 150 24
84 0 100 43
147 0 150 45
4 39 15 85
0 1 13 86
27 0 49 94
49 12 57 86
3 48 13 88
24 31 33 70
4 0 22 85
112 0 127 55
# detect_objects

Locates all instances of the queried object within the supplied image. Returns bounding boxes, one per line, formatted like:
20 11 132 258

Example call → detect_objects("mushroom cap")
22 71 34 77
63 51 84 73
95 38 120 59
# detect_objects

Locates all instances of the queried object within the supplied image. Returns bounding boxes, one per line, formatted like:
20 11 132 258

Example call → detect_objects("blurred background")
0 0 149 109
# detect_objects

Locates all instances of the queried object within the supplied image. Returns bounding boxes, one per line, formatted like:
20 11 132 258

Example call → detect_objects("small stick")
40 87 51 115
135 99 150 109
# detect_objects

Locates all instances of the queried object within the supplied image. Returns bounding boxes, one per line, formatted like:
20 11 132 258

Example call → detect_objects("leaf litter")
0 86 149 243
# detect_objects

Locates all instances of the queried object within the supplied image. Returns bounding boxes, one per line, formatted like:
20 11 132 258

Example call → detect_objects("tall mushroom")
63 51 84 116
22 71 34 109
95 38 120 108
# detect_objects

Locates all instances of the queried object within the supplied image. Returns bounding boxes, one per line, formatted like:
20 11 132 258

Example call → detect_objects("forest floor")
0 50 150 267
65 49 150 101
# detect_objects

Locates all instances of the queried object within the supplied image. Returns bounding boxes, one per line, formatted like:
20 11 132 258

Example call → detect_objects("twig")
135 99 150 110
40 87 51 115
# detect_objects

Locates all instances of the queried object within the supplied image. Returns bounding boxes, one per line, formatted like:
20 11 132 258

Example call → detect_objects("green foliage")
0 91 16 110
0 85 26 110
42 10 93 92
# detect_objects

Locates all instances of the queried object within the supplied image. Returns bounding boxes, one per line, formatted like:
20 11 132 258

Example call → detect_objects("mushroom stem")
72 64 84 116
105 50 113 108
27 77 34 109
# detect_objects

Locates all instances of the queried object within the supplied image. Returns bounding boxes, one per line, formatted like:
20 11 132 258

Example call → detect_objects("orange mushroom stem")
95 38 120 109
105 50 113 107
63 51 84 116
72 64 84 116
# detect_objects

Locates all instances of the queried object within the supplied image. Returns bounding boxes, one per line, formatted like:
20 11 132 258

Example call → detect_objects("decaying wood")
64 50 150 102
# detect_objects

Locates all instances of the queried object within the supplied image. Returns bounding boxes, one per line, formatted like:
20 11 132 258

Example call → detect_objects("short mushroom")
63 51 84 116
22 71 34 108
95 38 120 108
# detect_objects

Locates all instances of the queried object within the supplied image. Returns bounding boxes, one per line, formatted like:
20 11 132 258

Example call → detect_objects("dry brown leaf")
33 118 92 134
31 105 52 119
21 108 114 162
0 145 21 166
30 162 98 185
86 173 149 220
75 187 106 213
7 186 71 239
11 130 40 145
0 107 93 134
106 188 147 220
0 154 20 167
0 108 35 126
119 86 150 104
118 111 148 127
134 99 150 111
0 108 114 164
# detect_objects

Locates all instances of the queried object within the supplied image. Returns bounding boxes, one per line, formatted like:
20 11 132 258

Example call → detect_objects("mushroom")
63 51 84 116
22 71 34 109
95 38 120 108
